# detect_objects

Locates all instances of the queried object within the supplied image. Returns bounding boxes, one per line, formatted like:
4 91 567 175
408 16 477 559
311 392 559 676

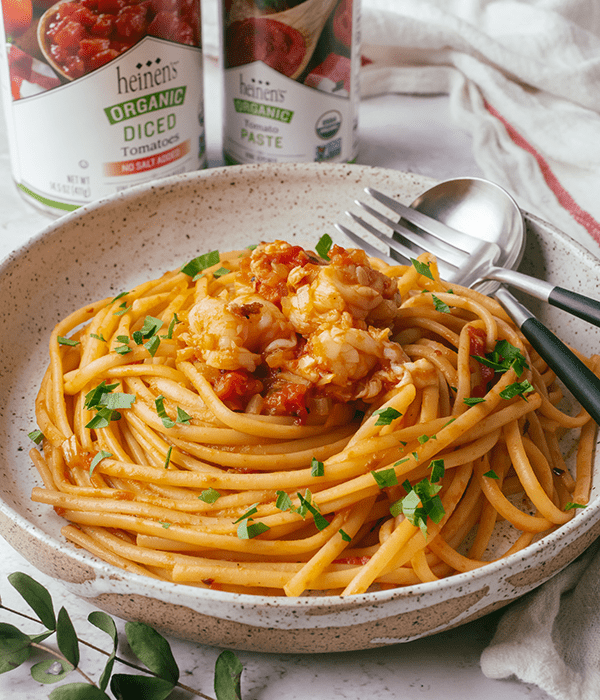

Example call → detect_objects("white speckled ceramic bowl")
1 163 599 653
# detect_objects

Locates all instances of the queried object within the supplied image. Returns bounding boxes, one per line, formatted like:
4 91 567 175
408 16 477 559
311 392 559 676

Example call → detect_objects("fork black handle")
549 287 600 327
496 288 600 424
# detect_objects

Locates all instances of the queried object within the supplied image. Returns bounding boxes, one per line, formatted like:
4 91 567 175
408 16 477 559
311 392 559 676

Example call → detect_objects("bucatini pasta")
30 239 598 596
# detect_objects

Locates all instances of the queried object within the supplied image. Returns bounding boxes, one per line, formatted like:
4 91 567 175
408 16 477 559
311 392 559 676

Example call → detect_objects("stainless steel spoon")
337 177 600 423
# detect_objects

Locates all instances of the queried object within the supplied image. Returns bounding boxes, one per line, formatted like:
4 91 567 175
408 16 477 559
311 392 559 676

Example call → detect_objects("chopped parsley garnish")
315 233 333 261
113 302 131 317
57 336 79 346
411 258 434 280
565 502 586 511
155 396 192 428
89 450 112 476
246 244 258 251
418 434 436 445
275 490 293 512
296 491 329 531
213 267 231 278
160 522 171 529
339 529 352 542
429 459 445 483
144 335 161 357
311 457 324 477
28 429 44 445
499 380 535 401
373 407 402 426
431 294 450 313
473 339 529 377
163 314 180 340
233 504 259 524
371 468 398 489
164 446 173 469
237 520 270 539
181 250 220 278
198 488 221 504
390 477 445 536
463 397 486 406
89 333 106 342
483 470 499 479
84 382 134 430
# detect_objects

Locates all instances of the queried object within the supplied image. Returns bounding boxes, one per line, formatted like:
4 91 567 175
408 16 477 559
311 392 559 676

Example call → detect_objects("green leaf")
483 470 499 479
101 393 135 410
315 233 333 261
31 658 74 684
8 572 56 630
84 381 119 410
198 487 221 504
565 502 586 511
155 395 175 429
275 490 292 511
373 407 402 426
140 316 163 339
463 397 486 406
28 429 44 444
214 649 244 700
181 250 220 278
411 258 434 280
88 611 118 692
56 607 79 668
144 335 161 357
237 520 270 539
213 267 231 278
296 492 329 531
339 529 352 542
310 457 324 477
90 451 112 477
57 336 80 347
499 380 534 401
176 407 192 424
50 682 110 699
371 468 398 489
0 623 32 673
111 674 175 700
431 294 450 313
233 504 259 524
125 621 179 684
429 459 445 483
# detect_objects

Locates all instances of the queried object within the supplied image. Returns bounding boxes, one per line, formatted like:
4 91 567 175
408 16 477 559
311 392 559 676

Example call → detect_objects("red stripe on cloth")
485 101 600 245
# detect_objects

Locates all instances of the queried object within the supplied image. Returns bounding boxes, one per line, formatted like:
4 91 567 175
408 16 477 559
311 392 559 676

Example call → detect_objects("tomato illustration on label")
2 0 33 35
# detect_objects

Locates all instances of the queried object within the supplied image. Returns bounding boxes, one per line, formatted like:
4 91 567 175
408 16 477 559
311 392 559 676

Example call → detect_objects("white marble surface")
0 58 554 700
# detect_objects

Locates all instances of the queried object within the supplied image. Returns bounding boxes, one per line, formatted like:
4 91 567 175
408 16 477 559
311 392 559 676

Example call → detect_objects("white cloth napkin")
360 2 600 698
360 0 600 259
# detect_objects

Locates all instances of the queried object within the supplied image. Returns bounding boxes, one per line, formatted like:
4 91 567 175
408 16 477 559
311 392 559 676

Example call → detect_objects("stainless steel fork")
335 188 600 424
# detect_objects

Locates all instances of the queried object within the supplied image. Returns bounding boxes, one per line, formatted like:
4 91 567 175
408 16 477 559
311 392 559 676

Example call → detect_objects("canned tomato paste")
220 0 359 165
0 0 205 214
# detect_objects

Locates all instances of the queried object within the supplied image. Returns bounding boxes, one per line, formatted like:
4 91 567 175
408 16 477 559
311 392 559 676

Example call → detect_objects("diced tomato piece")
90 13 113 35
96 0 127 14
53 19 86 48
263 382 309 424
64 54 85 78
468 326 495 397
80 0 99 9
115 4 148 39
212 369 263 412
78 37 110 59
88 46 120 68
71 6 97 26
54 2 79 17
150 0 178 13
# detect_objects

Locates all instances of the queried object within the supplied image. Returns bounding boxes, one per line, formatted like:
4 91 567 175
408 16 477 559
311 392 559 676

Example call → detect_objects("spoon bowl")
408 176 526 295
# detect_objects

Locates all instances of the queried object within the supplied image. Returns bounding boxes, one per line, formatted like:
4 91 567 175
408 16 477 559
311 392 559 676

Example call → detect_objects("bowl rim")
1 161 598 610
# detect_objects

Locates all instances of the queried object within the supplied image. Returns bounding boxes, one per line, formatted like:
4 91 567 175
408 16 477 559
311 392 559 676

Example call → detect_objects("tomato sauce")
468 326 495 397
44 0 199 78
225 17 305 77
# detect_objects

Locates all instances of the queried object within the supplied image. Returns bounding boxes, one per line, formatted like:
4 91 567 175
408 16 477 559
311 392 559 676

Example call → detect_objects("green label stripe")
233 98 293 123
104 87 187 125
18 184 80 212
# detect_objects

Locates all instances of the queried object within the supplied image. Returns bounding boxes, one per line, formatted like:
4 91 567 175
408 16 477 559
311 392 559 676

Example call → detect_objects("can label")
0 0 205 213
221 0 359 165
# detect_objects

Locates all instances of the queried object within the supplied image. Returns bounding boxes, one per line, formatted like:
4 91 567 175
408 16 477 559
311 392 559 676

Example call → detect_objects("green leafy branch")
0 572 243 700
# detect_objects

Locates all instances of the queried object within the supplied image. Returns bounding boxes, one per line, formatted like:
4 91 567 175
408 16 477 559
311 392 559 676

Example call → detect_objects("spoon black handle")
495 288 600 424
549 287 600 327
